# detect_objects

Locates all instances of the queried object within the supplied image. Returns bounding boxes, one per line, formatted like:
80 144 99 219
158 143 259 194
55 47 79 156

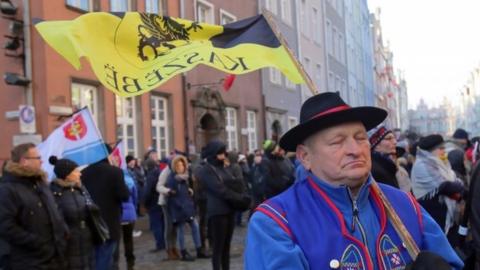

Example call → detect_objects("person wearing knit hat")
411 134 464 234
452 128 470 150
49 155 96 269
368 124 404 190
262 140 277 154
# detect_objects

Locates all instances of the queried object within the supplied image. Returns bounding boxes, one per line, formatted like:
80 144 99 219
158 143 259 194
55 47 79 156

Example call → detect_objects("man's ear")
296 144 311 170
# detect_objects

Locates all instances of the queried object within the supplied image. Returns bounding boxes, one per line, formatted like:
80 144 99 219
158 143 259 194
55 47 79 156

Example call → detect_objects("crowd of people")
1 93 480 270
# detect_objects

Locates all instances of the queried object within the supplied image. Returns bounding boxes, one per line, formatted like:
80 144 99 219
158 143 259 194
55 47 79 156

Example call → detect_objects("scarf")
411 148 458 232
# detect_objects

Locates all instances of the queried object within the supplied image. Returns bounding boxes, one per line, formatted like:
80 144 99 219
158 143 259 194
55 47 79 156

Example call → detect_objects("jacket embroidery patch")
340 244 365 270
380 234 405 270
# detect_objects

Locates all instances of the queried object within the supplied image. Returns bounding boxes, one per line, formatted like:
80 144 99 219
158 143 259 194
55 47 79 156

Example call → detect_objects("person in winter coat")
368 125 401 189
49 156 94 270
143 160 166 254
155 153 180 260
0 143 68 270
0 160 10 270
412 134 465 233
196 140 238 270
166 156 207 261
249 149 265 208
260 140 295 199
192 158 210 257
126 156 146 215
81 144 130 270
112 171 138 270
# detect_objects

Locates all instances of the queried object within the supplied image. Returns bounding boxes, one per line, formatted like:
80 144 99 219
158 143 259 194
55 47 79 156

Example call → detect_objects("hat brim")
279 107 388 152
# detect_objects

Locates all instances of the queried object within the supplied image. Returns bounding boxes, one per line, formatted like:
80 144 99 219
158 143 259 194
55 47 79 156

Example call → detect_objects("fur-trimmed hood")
4 161 47 183
171 155 188 174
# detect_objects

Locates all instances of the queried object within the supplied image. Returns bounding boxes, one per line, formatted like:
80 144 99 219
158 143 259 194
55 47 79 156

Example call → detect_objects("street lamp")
4 72 30 86
0 0 16 16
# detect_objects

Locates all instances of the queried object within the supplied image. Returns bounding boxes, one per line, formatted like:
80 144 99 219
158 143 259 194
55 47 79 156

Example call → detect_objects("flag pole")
262 10 318 95
262 9 420 260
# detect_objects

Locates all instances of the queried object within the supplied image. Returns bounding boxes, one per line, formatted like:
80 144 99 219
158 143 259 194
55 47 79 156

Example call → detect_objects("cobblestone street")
118 216 247 270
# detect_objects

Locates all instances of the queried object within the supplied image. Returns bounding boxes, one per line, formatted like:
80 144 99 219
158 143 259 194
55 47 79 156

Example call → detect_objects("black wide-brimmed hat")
279 92 388 152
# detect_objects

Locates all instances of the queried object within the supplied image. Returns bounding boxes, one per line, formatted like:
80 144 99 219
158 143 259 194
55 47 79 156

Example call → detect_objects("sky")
367 0 480 109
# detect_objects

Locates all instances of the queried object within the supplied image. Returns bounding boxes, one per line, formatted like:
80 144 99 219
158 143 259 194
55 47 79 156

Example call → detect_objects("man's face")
374 133 397 155
20 147 43 171
297 122 371 191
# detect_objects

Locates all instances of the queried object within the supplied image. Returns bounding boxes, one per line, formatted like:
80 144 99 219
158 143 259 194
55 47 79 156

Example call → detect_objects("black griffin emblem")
137 13 203 61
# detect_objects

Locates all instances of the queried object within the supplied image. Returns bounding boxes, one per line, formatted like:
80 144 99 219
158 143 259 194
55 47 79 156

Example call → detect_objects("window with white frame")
280 0 292 25
312 7 321 43
269 68 282 85
300 0 308 36
145 0 166 14
225 107 238 151
150 95 170 159
328 72 334 92
326 20 332 54
315 64 322 88
116 96 138 157
196 0 214 23
285 75 296 90
220 9 236 25
110 0 131 12
265 0 277 15
332 28 337 59
66 0 92 11
339 34 345 64
71 82 98 124
288 117 298 129
246 111 258 153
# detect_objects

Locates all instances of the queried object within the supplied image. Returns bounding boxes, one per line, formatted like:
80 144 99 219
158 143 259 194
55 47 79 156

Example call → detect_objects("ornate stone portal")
191 87 227 150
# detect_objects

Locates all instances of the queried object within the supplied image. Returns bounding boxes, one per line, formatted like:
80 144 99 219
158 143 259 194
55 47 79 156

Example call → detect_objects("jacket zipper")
349 192 374 268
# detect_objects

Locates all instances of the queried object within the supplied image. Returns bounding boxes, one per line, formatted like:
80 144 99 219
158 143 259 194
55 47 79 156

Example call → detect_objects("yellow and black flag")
35 12 305 97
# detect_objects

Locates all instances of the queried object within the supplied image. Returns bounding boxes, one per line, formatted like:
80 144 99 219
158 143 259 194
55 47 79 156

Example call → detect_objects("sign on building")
19 105 36 134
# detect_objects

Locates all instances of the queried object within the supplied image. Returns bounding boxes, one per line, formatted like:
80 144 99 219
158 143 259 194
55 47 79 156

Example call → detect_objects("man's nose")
345 137 362 155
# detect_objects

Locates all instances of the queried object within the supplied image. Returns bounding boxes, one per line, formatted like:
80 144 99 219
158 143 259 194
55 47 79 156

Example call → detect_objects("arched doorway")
200 113 220 144
271 120 282 142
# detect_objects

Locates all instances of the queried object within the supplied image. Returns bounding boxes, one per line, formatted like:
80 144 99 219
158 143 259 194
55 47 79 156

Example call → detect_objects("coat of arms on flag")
37 107 108 179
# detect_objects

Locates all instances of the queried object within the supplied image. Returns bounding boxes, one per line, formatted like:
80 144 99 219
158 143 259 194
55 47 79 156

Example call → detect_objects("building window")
265 0 278 15
332 27 337 59
145 0 166 15
246 111 258 153
219 9 236 25
280 0 292 25
339 34 345 64
300 0 308 36
150 96 170 159
269 68 282 85
71 82 98 124
315 64 322 88
196 0 214 23
225 107 238 151
312 7 321 43
116 96 138 157
328 72 334 92
66 0 91 11
110 0 131 11
288 117 298 129
285 75 296 90
326 20 332 54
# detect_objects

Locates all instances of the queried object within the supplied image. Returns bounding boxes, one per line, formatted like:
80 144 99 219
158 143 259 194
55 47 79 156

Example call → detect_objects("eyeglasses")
23 156 42 160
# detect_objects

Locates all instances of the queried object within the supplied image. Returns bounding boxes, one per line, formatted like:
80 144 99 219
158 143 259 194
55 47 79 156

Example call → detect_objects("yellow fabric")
35 12 305 97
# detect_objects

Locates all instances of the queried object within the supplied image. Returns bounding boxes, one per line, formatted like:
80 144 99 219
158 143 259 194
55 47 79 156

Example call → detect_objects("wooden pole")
262 9 420 260
262 10 318 95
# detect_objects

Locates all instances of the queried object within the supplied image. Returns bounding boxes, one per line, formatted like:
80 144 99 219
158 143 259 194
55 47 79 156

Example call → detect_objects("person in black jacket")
143 160 166 254
368 125 400 189
260 140 295 199
196 140 237 270
0 143 68 270
81 144 129 270
49 156 94 270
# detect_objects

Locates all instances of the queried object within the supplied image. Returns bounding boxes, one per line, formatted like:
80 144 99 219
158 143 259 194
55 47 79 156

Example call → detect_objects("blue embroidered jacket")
245 172 463 270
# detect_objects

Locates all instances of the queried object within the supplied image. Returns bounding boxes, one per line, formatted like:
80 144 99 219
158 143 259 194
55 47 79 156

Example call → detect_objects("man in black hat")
245 93 463 269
